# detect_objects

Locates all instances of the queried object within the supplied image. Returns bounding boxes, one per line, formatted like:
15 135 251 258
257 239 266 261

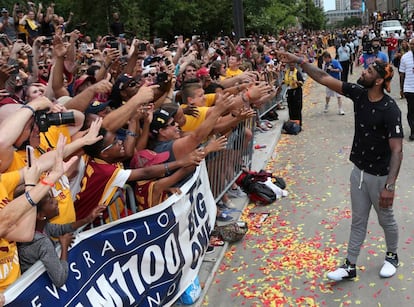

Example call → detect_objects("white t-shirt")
399 51 414 92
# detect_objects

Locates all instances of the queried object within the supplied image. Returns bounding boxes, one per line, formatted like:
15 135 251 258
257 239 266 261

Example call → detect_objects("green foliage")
299 0 326 30
1 0 327 40
336 16 362 28
244 0 300 34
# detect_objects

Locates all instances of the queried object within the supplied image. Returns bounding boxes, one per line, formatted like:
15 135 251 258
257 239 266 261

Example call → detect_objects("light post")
232 0 245 41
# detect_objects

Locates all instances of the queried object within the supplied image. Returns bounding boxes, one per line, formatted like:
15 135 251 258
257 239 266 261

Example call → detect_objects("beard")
357 76 376 89
14 85 24 92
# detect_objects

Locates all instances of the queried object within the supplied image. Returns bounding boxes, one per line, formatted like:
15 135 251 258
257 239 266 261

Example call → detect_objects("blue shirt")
362 51 388 69
324 59 342 80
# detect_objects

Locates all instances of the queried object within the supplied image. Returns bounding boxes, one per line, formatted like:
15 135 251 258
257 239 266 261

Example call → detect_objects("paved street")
201 62 414 306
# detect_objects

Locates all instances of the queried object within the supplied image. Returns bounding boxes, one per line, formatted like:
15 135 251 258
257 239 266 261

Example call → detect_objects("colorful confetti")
202 66 414 306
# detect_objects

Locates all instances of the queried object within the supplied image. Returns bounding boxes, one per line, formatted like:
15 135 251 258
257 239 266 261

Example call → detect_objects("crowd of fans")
2 1 409 303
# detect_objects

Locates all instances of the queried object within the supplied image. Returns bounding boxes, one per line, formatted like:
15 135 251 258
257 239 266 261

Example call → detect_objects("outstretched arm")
277 51 344 95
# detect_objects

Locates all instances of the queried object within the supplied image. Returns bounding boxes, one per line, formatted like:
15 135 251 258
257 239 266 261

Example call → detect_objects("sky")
324 0 335 11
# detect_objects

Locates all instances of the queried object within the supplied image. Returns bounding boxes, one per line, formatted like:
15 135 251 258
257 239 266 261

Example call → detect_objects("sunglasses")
38 65 47 70
163 120 176 128
123 80 137 89
144 72 156 77
100 137 120 153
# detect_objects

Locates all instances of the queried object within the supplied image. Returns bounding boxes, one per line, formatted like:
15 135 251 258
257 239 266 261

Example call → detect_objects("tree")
1 0 327 41
300 0 326 30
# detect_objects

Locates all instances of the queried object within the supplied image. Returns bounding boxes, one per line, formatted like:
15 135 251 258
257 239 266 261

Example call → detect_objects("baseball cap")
109 74 135 109
143 56 162 67
150 109 173 135
130 149 170 168
73 75 95 94
86 100 111 114
196 67 209 78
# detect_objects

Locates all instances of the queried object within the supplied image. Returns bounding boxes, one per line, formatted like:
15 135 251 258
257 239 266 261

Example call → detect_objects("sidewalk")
188 107 289 307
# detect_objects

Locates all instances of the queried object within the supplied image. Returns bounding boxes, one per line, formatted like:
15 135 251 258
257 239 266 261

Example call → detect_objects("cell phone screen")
17 32 27 44
26 145 33 167
110 42 119 49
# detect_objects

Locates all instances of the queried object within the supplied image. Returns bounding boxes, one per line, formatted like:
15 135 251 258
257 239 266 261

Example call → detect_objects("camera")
138 43 147 51
109 41 119 49
156 72 168 85
163 57 171 66
326 64 333 73
35 111 75 132
42 37 52 45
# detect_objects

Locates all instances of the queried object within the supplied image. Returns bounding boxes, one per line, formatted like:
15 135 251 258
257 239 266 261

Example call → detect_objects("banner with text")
5 162 216 307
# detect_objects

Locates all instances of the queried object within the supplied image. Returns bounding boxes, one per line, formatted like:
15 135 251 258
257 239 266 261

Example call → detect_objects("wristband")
126 130 138 138
25 191 37 207
164 163 171 176
24 184 36 187
21 105 36 116
40 178 54 187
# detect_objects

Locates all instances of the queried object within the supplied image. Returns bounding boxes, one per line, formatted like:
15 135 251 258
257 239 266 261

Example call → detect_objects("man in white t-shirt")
399 38 414 140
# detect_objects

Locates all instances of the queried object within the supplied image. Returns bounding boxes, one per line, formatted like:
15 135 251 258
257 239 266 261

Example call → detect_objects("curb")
189 108 289 307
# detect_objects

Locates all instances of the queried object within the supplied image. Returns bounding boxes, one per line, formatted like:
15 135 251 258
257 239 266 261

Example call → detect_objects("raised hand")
58 232 74 250
87 205 106 223
247 82 273 101
182 105 200 118
80 117 104 146
0 64 14 85
214 92 235 114
23 149 42 186
205 135 228 153
182 148 206 167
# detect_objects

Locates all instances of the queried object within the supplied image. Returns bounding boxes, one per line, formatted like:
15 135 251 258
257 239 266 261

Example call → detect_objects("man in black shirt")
277 51 403 281
109 12 124 38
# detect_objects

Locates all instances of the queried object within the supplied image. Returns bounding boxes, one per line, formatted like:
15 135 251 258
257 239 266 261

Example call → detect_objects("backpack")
283 120 302 135
236 170 286 205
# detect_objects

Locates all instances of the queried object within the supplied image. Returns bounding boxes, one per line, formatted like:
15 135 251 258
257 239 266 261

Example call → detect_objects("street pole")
232 0 245 41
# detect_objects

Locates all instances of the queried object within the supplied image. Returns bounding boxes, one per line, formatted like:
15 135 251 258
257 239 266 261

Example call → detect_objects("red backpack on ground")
236 170 286 205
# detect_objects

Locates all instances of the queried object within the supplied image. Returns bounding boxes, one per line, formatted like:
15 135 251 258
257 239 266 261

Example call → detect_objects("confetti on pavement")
202 71 414 306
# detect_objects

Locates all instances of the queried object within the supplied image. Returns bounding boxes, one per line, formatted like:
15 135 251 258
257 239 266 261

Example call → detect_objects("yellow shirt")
205 93 216 107
0 170 22 291
39 126 76 225
225 68 243 79
180 105 209 132
8 126 76 225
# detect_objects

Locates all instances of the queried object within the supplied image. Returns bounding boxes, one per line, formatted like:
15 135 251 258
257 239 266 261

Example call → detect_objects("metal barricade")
83 184 137 229
257 69 285 118
205 118 254 202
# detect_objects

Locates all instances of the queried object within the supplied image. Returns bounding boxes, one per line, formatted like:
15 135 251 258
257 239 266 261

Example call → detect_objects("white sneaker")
379 260 397 278
379 252 399 278
323 104 329 113
338 109 345 115
326 259 356 281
